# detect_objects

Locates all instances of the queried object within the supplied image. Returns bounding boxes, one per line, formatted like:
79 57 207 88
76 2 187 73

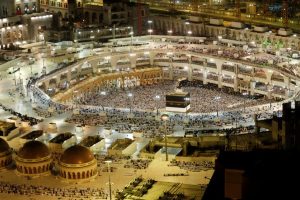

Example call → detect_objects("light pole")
147 20 152 30
29 57 34 76
154 95 160 115
214 96 221 117
41 53 46 75
184 21 190 36
148 29 153 37
167 30 173 35
13 66 17 86
105 160 112 200
161 114 169 161
147 20 153 38
18 72 23 94
167 30 173 49
127 92 133 113
187 30 192 37
73 90 78 108
268 87 273 110
242 92 248 112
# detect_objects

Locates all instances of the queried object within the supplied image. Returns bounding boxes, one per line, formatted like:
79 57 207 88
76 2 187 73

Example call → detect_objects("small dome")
0 138 10 153
60 145 94 165
18 140 50 159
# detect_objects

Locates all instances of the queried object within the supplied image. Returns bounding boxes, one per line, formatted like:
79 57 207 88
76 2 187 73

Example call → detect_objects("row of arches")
16 164 51 174
0 158 11 167
59 169 97 179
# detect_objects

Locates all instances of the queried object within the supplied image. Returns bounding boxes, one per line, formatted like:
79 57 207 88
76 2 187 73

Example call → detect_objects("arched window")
84 12 89 23
92 13 97 24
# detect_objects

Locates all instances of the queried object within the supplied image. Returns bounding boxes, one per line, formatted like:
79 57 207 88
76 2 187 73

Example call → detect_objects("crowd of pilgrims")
169 159 214 172
65 112 262 138
0 103 42 126
64 78 279 136
27 76 70 113
75 80 275 114
0 181 107 199
65 105 276 139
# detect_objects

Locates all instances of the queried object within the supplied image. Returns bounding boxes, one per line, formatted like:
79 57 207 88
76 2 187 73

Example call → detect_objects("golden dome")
60 145 94 165
0 138 10 153
18 140 50 159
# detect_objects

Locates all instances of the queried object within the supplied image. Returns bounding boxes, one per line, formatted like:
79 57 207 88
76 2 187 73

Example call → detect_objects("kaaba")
165 89 190 112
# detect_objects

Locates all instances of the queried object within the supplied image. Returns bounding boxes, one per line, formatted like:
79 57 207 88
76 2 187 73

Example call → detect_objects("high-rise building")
0 0 15 18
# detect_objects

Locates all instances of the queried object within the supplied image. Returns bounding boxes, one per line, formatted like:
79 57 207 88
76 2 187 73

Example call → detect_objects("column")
130 56 137 69
203 61 208 85
55 76 60 87
76 65 81 81
284 77 290 98
67 70 72 82
91 61 97 74
218 73 222 88
149 52 155 66
169 57 173 80
110 57 117 70
250 81 256 95
264 69 273 85
44 80 50 90
203 70 208 85
182 141 189 156
233 76 238 92
267 84 273 99
216 61 222 88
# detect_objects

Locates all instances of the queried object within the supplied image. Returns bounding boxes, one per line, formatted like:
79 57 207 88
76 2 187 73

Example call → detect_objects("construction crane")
263 0 271 15
137 0 142 35
235 0 241 19
169 0 176 14
281 0 289 28
191 0 199 12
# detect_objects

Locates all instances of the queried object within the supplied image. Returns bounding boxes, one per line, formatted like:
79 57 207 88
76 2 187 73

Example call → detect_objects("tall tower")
281 0 289 28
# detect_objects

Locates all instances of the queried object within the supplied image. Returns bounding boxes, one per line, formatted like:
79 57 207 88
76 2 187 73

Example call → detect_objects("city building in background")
15 0 39 15
0 0 15 18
